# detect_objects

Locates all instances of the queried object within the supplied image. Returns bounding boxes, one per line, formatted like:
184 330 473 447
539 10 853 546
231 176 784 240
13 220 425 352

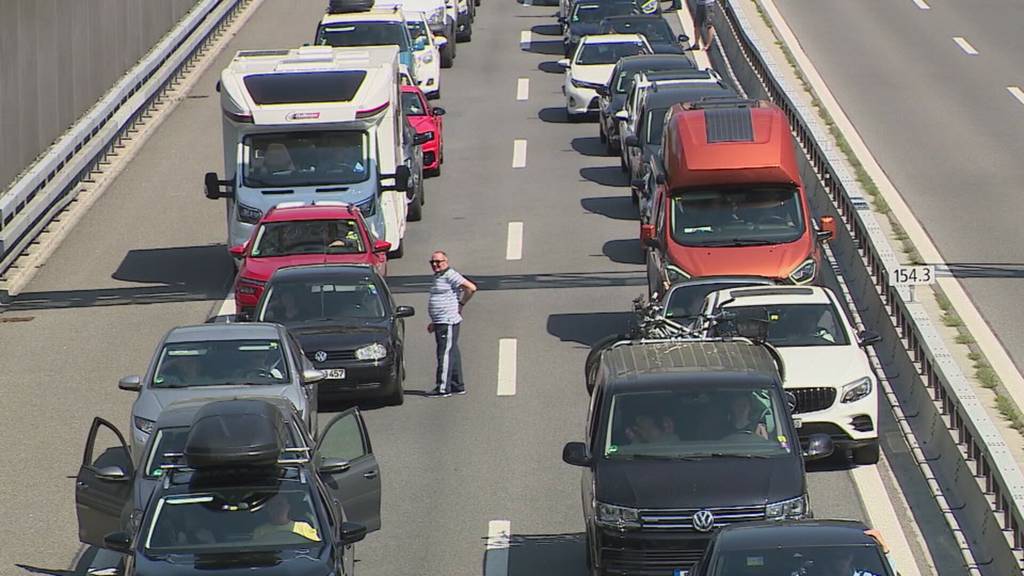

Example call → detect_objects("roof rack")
682 96 765 110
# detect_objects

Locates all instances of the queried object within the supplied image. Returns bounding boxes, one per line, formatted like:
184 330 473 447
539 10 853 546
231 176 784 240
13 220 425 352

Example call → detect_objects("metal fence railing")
0 0 245 291
712 1 1024 573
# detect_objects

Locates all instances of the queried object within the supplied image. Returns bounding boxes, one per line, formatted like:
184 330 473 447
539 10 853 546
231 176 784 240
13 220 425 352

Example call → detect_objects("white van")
203 46 410 256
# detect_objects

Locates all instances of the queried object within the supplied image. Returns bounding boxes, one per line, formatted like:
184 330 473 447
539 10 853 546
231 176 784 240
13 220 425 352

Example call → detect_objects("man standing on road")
427 251 477 397
691 0 716 52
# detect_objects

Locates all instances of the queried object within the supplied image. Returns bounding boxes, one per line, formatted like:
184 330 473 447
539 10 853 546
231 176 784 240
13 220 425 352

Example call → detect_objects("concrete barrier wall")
0 0 199 190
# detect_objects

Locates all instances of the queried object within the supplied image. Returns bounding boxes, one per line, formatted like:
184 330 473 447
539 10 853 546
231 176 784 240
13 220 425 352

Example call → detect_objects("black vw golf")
255 264 414 406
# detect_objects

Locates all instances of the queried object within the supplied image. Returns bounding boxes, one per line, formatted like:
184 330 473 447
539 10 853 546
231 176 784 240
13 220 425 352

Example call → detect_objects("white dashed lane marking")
1009 86 1024 106
505 222 523 260
516 77 530 101
484 520 511 576
497 339 517 396
512 139 527 168
519 30 531 49
912 0 930 9
952 36 978 55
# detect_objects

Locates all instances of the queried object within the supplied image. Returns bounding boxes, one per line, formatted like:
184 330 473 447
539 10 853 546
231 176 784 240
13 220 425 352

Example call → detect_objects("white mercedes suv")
559 33 651 122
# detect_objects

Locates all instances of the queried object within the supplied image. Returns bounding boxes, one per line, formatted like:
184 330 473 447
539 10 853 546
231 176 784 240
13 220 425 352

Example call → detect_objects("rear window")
317 21 411 51
243 71 366 105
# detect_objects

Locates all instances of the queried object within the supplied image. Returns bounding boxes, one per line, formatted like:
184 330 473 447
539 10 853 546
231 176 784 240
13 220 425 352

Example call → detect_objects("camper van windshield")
317 22 411 51
243 131 369 187
670 186 805 247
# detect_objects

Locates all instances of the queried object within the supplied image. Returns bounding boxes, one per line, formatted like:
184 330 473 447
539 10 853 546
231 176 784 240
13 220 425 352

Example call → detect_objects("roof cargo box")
328 0 375 13
184 400 287 469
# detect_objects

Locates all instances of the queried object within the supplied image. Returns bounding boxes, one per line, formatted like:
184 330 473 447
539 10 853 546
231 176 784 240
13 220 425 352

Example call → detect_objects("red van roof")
663 100 801 190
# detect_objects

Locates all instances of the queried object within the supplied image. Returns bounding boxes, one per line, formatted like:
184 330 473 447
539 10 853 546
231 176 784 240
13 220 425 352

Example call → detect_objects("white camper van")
204 45 410 257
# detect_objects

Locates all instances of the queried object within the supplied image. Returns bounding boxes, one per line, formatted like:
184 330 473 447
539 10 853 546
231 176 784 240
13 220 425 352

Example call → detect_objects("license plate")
793 418 803 429
674 569 690 576
323 368 346 380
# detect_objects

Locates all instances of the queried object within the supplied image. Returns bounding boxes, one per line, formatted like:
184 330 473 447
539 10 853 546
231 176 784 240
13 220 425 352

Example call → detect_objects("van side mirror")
215 80 222 93
118 375 142 392
383 166 411 192
802 433 834 460
103 531 132 554
204 172 234 200
557 58 570 68
613 110 629 122
395 305 416 318
817 215 836 242
340 522 368 545
562 442 591 467
677 34 689 44
857 330 881 347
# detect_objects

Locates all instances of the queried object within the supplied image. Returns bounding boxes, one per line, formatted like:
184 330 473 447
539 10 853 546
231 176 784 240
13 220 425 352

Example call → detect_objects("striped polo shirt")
428 268 467 324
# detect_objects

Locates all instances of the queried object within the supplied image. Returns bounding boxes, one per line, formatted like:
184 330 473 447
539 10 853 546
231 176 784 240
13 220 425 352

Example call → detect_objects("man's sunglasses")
429 259 446 264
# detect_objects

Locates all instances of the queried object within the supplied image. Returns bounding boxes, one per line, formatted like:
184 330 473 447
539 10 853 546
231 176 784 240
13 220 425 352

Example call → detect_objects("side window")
289 334 309 371
318 409 370 463
587 386 605 449
654 186 666 234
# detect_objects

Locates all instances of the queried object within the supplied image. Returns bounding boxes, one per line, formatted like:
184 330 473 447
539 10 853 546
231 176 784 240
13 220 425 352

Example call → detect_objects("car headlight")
571 78 602 90
765 494 808 520
787 258 816 285
134 416 155 435
355 196 376 217
355 343 388 361
665 264 690 283
595 502 640 530
237 202 263 224
421 52 434 64
841 377 873 403
235 277 265 296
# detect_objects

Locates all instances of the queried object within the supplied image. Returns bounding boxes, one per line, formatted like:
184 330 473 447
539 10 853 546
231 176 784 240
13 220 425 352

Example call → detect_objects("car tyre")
390 240 405 259
457 20 472 42
408 186 423 221
441 42 455 68
606 136 618 156
387 363 404 406
852 441 880 465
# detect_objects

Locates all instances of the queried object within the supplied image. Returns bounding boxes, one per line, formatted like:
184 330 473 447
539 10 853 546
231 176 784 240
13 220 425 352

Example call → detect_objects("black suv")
255 264 414 406
562 339 833 574
688 520 897 576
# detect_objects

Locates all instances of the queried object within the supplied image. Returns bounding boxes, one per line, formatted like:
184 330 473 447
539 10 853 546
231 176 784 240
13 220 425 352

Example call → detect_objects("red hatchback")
400 85 445 176
231 203 389 317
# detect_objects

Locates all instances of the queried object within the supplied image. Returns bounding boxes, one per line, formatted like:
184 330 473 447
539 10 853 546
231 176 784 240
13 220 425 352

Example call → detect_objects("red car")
230 203 390 317
400 85 445 176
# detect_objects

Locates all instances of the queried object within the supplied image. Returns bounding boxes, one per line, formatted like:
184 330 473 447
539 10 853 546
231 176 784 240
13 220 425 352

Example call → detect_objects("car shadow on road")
496 532 588 576
603 239 645 265
531 24 563 36
570 137 607 157
538 60 565 74
7 244 233 311
522 40 565 55
547 311 635 347
539 107 570 123
388 271 647 295
580 166 628 187
581 196 636 220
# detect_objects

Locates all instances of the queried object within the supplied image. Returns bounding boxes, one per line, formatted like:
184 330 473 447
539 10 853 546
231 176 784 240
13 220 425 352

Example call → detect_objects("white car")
405 10 446 98
378 0 456 67
699 285 882 464
559 34 651 122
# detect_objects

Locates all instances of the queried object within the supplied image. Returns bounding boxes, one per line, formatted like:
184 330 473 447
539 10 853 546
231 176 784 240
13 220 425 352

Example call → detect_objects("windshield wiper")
701 239 776 247
683 452 770 459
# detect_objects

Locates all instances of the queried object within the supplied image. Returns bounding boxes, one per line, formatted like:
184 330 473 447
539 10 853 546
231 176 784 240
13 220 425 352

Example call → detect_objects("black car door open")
315 407 382 532
75 417 133 548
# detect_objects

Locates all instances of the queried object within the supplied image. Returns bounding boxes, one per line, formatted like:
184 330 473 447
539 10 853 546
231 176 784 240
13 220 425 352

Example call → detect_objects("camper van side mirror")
384 165 411 193
204 172 234 200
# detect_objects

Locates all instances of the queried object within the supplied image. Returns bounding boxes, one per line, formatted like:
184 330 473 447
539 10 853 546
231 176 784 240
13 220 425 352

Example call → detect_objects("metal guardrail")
712 0 1024 572
0 0 245 287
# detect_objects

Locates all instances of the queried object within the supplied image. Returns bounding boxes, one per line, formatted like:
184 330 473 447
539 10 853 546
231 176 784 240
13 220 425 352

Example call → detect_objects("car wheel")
458 20 472 42
606 136 618 156
387 363 404 406
598 125 606 143
426 166 441 177
408 185 423 221
390 240 404 259
852 442 880 465
441 42 455 68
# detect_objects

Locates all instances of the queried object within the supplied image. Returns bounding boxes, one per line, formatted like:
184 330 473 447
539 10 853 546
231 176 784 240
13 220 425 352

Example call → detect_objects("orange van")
641 98 835 296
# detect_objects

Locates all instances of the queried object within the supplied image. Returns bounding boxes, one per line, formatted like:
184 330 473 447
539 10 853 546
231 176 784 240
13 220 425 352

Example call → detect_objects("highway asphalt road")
773 0 1024 373
0 0 952 574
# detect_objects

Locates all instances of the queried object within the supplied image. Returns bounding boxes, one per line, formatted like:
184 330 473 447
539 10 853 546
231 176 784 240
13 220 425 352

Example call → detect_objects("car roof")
600 340 780 381
715 520 877 549
643 83 734 109
165 323 282 343
665 275 776 293
615 54 694 72
270 263 379 283
715 286 833 307
601 14 665 22
263 204 361 222
581 33 647 45
320 9 405 24
154 396 297 429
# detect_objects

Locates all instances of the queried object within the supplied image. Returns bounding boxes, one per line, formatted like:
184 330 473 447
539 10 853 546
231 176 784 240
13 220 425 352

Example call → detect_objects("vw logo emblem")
692 509 715 532
314 351 328 363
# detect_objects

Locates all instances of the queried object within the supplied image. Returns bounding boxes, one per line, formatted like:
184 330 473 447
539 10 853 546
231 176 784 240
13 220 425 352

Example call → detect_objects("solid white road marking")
952 37 978 55
506 222 524 260
484 520 511 576
218 294 235 317
1009 86 1024 106
516 77 530 101
519 30 531 49
912 0 930 9
512 139 527 168
497 339 517 396
851 462 922 576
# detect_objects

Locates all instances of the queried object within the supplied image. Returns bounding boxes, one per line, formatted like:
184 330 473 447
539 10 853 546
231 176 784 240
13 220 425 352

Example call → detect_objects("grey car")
118 323 323 455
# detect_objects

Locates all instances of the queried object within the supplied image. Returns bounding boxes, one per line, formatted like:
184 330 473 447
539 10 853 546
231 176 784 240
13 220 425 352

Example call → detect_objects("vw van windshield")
670 186 805 247
317 21 411 51
243 131 369 188
603 386 791 459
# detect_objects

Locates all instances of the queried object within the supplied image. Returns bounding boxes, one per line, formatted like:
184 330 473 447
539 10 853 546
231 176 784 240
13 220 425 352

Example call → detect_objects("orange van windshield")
669 186 804 247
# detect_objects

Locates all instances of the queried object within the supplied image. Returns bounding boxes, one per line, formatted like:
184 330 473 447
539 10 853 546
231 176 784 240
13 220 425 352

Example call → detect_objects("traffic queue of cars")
71 0 476 574
552 2 896 575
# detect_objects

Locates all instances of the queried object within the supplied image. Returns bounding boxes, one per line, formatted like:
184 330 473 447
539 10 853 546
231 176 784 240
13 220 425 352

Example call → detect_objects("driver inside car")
723 392 769 440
